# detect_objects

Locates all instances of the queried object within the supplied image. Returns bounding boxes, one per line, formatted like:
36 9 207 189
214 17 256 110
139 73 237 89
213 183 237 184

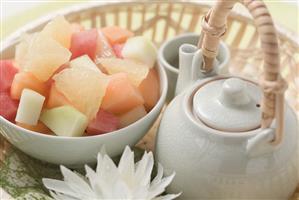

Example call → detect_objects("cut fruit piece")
71 23 85 33
10 72 48 100
70 29 98 60
15 33 37 69
70 55 101 73
101 73 144 115
122 36 157 68
101 26 134 45
17 121 52 134
112 43 124 58
41 16 72 49
119 105 147 128
95 31 115 59
46 83 72 109
40 106 88 137
138 68 160 111
15 89 45 125
0 60 19 92
24 33 71 81
0 92 19 122
98 58 149 86
53 66 109 120
86 109 119 135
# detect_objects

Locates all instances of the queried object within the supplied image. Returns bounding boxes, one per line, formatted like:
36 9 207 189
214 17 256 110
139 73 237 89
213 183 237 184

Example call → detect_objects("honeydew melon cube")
15 89 45 125
40 106 88 137
70 55 101 73
119 105 147 128
122 36 157 68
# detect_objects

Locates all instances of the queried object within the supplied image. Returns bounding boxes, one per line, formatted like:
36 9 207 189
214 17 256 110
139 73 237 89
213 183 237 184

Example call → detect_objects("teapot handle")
198 0 287 145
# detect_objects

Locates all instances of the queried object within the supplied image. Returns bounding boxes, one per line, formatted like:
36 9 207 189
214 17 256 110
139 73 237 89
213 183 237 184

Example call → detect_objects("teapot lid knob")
193 77 262 132
219 78 251 107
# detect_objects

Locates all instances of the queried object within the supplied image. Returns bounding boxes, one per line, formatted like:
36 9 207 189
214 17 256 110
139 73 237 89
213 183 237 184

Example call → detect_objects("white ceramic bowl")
158 33 230 101
0 18 168 167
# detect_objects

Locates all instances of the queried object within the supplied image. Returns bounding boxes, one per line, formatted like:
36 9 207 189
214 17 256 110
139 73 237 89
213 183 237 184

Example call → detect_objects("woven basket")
1 1 298 199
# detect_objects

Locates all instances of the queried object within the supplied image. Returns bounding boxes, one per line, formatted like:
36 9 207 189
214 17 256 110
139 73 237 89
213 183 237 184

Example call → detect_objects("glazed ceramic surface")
0 62 167 166
156 76 298 199
158 33 230 101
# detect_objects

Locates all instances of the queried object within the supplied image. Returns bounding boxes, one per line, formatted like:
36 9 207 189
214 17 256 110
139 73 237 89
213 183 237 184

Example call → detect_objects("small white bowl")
158 33 230 101
0 64 167 166
0 15 168 167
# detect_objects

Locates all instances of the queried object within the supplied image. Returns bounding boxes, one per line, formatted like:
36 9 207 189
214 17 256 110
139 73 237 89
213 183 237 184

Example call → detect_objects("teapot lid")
193 77 262 132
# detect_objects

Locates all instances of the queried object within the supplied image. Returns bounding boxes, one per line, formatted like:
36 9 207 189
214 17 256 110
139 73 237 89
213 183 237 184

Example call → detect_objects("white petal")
60 166 95 198
152 192 181 200
148 173 176 199
85 165 102 197
43 178 77 197
151 163 163 186
135 151 153 187
50 191 80 200
118 146 135 188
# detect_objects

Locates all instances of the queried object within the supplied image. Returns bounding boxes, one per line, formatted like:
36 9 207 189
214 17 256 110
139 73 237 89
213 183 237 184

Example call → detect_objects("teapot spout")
175 44 198 95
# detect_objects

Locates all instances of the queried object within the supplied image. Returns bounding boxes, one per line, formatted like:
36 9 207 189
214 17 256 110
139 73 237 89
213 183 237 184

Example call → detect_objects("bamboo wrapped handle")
198 0 287 145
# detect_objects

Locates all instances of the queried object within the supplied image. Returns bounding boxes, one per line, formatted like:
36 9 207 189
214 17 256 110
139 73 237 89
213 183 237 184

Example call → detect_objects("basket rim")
1 1 298 53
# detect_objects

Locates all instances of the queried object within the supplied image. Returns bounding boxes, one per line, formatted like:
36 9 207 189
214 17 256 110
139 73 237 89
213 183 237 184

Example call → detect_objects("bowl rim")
0 3 168 141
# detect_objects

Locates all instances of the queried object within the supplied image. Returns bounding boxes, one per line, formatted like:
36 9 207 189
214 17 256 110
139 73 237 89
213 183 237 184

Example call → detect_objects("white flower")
43 146 180 200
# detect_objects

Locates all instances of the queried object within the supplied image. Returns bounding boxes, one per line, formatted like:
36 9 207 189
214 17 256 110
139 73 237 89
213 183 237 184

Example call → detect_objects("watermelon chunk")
112 43 124 58
70 29 98 60
101 26 134 45
86 109 119 135
0 60 19 92
101 73 144 114
0 92 19 121
138 68 160 111
10 72 48 100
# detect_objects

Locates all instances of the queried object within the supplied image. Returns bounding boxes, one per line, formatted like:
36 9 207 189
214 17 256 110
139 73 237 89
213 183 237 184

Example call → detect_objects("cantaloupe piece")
40 16 72 49
17 121 52 134
53 66 109 120
46 84 71 109
101 26 134 45
11 72 48 100
24 33 71 81
119 105 147 128
15 89 45 125
40 106 88 137
98 58 149 86
122 36 157 68
138 68 160 111
101 73 144 115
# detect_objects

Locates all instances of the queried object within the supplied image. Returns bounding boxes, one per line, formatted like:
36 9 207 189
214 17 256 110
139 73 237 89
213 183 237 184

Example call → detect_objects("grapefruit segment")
119 105 147 128
98 58 149 86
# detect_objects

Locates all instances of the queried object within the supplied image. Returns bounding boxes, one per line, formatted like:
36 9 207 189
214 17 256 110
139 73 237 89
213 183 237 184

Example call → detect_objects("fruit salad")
0 16 160 137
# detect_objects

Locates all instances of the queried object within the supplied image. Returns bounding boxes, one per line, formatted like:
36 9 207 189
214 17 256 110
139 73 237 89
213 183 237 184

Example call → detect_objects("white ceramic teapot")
155 0 298 199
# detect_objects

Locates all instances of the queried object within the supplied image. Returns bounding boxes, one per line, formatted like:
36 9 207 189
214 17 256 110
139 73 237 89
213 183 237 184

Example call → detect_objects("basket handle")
198 0 287 145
